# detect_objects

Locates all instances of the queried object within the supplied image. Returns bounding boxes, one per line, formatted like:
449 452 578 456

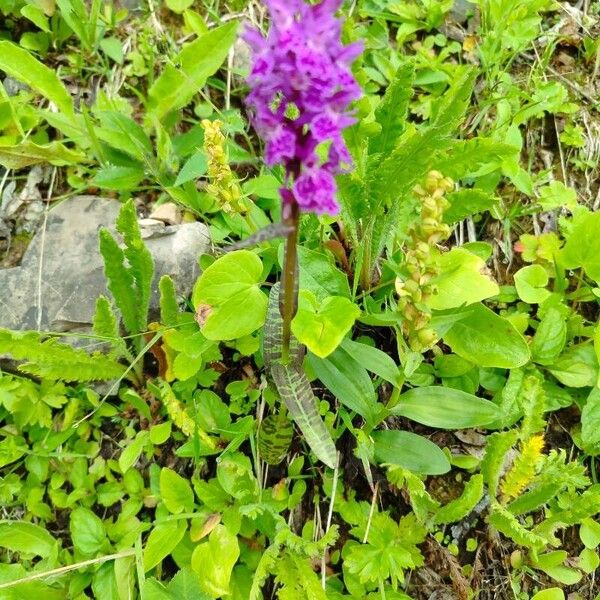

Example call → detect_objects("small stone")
149 202 180 225
0 195 210 333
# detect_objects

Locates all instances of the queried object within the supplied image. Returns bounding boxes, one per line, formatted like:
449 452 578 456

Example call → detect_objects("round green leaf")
372 430 450 475
391 386 500 428
531 589 565 600
192 250 267 340
440 303 530 368
428 248 499 310
514 264 551 304
292 291 360 358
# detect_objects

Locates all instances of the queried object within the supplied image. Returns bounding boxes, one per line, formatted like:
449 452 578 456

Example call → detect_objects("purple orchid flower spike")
244 0 363 216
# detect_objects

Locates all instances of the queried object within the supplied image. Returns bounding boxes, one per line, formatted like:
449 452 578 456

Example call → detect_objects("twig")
0 550 136 590
321 453 340 590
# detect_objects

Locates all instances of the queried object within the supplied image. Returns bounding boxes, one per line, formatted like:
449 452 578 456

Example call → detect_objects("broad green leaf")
291 291 360 358
341 337 402 386
271 364 337 469
428 248 499 310
192 250 268 340
143 520 187 572
100 37 124 64
391 386 500 428
191 525 239 597
531 308 567 365
0 140 84 169
561 210 600 282
308 347 379 425
531 589 565 600
514 264 551 304
372 430 450 475
0 41 74 116
0 521 57 557
168 568 211 599
96 111 153 161
119 431 149 472
148 22 238 120
70 507 109 556
174 150 207 186
293 245 351 301
440 303 530 368
581 387 600 455
94 165 145 191
579 547 600 574
20 5 50 32
580 518 600 549
160 467 194 514
548 344 598 388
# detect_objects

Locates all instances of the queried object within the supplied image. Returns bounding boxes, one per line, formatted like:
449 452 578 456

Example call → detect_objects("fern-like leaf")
271 363 336 469
116 199 154 332
99 228 139 337
519 374 547 440
434 474 484 525
481 429 519 496
159 275 179 327
488 501 548 550
93 296 129 358
370 62 414 155
0 328 125 382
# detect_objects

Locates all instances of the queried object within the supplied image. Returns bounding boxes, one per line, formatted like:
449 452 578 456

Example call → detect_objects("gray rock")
0 195 210 333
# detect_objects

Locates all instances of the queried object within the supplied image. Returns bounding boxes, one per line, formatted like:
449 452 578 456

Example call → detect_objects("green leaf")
0 522 57 557
372 430 451 475
291 291 360 358
94 165 144 191
548 344 598 388
144 520 188 572
191 525 239 597
148 22 238 120
433 474 484 524
166 0 193 13
579 547 599 574
159 275 179 327
96 111 152 161
174 150 208 186
580 518 600 549
581 388 600 455
193 250 267 340
428 248 499 310
307 347 379 425
119 431 149 473
271 364 337 469
0 140 84 169
295 246 351 301
391 386 500 428
100 37 124 64
538 181 577 210
340 338 402 386
168 568 211 599
531 589 565 600
444 189 498 224
0 328 126 382
20 4 51 32
561 210 600 282
514 264 551 304
0 41 74 116
440 303 530 368
70 507 109 556
160 467 194 514
531 308 567 365
370 62 414 154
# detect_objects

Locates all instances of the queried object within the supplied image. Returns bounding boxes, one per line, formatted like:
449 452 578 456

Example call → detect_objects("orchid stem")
280 201 300 365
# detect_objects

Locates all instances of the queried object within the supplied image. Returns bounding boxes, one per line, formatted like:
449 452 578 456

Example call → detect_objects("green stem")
280 201 300 365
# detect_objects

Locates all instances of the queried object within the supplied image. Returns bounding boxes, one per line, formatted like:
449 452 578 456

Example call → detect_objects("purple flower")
244 0 362 216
